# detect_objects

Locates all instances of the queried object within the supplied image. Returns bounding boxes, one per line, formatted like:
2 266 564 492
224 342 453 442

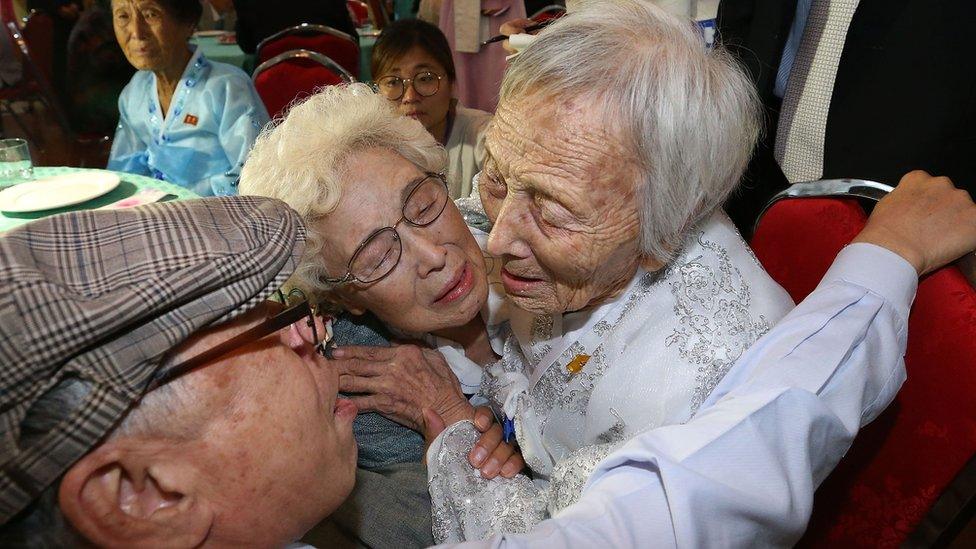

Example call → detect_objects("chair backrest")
252 49 354 120
530 4 567 23
346 0 370 28
256 23 359 79
750 181 976 548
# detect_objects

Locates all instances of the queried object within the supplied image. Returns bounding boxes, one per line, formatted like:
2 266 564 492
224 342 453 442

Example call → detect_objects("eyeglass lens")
348 175 448 283
377 71 440 100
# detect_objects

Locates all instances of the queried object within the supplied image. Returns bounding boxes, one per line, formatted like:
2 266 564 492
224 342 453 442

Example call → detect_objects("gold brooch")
566 354 591 375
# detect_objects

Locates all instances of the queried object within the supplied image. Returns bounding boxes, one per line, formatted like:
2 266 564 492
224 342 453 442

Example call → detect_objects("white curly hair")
239 83 447 303
502 0 762 262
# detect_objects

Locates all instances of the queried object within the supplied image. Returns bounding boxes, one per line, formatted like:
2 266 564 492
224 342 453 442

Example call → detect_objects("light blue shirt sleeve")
440 244 918 548
107 80 152 177
200 73 270 196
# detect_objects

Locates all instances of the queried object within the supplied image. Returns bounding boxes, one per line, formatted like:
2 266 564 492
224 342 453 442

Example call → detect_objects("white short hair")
239 84 446 301
501 0 761 261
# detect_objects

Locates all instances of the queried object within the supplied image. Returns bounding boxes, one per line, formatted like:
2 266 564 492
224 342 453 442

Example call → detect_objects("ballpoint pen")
480 18 558 47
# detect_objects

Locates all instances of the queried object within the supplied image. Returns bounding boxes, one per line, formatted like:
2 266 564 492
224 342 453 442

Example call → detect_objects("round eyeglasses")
322 173 450 285
374 71 443 101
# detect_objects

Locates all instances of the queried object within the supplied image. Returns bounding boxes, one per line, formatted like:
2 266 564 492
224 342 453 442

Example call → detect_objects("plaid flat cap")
0 195 306 523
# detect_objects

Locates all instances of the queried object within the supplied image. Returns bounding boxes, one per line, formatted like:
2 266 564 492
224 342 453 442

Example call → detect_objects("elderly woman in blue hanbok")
108 0 269 196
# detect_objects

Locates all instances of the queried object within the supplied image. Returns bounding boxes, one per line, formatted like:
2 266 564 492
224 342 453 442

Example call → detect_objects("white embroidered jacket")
427 211 794 543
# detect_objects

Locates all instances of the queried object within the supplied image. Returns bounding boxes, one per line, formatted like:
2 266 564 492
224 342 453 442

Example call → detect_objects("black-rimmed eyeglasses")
374 71 443 101
321 173 449 286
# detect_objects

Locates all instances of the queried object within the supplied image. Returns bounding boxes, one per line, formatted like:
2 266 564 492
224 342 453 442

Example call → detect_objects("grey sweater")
333 313 426 470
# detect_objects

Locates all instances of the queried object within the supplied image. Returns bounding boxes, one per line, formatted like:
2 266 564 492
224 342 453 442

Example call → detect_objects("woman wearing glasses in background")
372 19 490 200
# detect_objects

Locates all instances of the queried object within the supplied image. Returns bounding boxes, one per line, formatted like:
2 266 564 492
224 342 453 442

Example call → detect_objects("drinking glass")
0 138 33 188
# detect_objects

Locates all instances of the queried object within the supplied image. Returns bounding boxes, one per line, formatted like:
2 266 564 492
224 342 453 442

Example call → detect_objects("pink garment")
439 0 526 113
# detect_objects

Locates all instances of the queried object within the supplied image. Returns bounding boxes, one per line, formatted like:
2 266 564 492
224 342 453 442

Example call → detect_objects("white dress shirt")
436 242 917 548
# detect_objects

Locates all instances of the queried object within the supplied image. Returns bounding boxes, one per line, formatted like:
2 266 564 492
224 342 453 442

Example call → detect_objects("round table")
0 167 198 233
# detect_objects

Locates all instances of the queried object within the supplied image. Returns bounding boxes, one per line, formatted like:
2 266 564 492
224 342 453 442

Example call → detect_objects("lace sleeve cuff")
427 421 547 543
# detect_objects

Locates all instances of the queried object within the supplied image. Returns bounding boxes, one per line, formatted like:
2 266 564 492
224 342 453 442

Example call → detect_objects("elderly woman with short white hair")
239 83 515 546
239 84 501 470
423 0 795 541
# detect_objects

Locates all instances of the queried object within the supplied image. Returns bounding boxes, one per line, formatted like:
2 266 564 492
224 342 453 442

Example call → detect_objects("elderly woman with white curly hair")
241 0 793 543
239 82 522 546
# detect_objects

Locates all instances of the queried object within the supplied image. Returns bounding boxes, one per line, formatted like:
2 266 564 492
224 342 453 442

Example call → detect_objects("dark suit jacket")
718 0 976 236
232 0 359 54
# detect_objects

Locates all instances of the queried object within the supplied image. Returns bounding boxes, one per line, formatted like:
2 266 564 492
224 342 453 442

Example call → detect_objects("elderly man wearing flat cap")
0 197 357 546
1 176 975 548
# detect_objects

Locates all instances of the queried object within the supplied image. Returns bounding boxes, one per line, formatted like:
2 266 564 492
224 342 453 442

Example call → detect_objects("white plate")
0 172 121 213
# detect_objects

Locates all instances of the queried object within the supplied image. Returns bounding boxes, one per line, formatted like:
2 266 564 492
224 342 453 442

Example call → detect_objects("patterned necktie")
774 0 860 183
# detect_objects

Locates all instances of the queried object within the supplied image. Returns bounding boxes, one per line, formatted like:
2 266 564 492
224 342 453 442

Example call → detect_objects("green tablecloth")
394 0 415 20
0 167 198 233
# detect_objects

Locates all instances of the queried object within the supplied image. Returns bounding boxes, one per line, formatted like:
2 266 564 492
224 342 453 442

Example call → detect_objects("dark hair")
158 0 204 26
371 19 456 82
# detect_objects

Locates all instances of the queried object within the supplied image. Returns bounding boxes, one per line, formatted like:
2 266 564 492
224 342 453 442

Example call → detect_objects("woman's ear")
58 441 213 548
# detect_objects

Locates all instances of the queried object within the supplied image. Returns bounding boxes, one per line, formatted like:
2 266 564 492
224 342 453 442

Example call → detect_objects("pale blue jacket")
108 48 268 196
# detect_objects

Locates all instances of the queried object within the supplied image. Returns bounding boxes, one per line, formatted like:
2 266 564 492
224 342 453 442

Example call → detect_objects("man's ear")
58 441 213 548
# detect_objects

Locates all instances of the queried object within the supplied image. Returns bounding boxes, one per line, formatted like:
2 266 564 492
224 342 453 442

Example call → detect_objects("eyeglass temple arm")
321 272 354 285
146 303 313 392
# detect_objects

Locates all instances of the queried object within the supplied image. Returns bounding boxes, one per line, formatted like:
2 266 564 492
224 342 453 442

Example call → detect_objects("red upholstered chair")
750 179 976 548
252 49 354 120
256 24 360 80
347 0 370 28
530 4 567 23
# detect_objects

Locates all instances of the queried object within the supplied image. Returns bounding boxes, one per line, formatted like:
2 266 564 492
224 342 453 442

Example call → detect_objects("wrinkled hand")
853 171 976 275
468 406 525 479
333 344 474 433
499 17 535 54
